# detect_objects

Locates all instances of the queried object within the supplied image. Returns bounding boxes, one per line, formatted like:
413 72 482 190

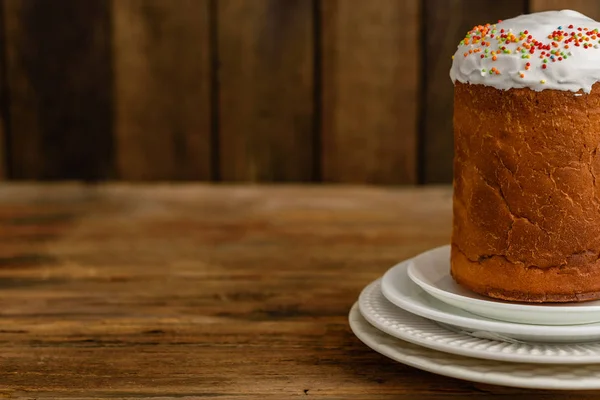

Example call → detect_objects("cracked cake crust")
451 82 600 303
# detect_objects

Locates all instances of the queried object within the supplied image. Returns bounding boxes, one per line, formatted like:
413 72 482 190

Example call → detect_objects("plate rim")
381 259 600 339
349 303 600 390
359 279 600 364
407 244 600 314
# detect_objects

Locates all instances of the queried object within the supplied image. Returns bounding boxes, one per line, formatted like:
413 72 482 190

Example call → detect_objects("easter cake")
450 10 600 302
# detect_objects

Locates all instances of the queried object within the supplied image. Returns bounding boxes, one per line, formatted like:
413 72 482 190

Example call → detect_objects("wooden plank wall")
0 1 5 180
113 0 212 181
218 0 315 182
322 0 420 184
0 0 594 184
3 0 113 180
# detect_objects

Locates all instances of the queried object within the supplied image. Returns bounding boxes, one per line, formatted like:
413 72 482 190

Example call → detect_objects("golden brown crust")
451 244 600 303
451 82 600 303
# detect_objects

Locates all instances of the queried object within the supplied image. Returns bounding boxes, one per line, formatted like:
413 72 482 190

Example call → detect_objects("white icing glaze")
450 10 600 93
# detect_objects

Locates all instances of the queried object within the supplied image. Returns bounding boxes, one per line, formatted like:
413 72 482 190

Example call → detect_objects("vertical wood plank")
321 0 419 185
422 0 527 184
530 0 600 19
0 2 7 179
218 0 315 182
3 0 113 180
112 0 212 181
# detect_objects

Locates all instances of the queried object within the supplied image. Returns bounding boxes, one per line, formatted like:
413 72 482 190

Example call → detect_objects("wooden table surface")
0 184 596 399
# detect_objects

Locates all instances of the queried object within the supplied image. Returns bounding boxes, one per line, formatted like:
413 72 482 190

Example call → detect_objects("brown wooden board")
321 0 419 185
3 0 113 180
530 0 600 19
0 2 7 179
112 0 212 181
217 0 315 182
422 0 528 184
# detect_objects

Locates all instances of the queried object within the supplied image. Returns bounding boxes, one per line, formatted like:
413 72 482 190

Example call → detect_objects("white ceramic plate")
407 245 600 326
360 279 600 364
349 303 600 390
381 259 600 343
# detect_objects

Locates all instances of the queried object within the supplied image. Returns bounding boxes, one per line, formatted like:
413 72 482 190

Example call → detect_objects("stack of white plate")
350 245 600 390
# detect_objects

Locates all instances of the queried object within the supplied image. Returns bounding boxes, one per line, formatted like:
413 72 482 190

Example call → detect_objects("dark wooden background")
0 0 597 184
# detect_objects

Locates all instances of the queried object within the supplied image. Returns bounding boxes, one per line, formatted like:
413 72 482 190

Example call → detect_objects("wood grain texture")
2 0 113 180
530 0 600 19
112 0 212 181
217 0 315 182
422 0 527 184
2 184 600 398
321 0 419 184
0 2 6 180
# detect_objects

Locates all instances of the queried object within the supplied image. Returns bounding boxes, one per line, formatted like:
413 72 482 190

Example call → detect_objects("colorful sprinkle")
455 21 600 76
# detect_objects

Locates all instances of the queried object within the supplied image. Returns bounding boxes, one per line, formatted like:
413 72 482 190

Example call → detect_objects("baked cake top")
450 10 600 93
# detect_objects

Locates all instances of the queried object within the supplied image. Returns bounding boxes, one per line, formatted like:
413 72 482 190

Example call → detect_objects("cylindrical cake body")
451 82 600 302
